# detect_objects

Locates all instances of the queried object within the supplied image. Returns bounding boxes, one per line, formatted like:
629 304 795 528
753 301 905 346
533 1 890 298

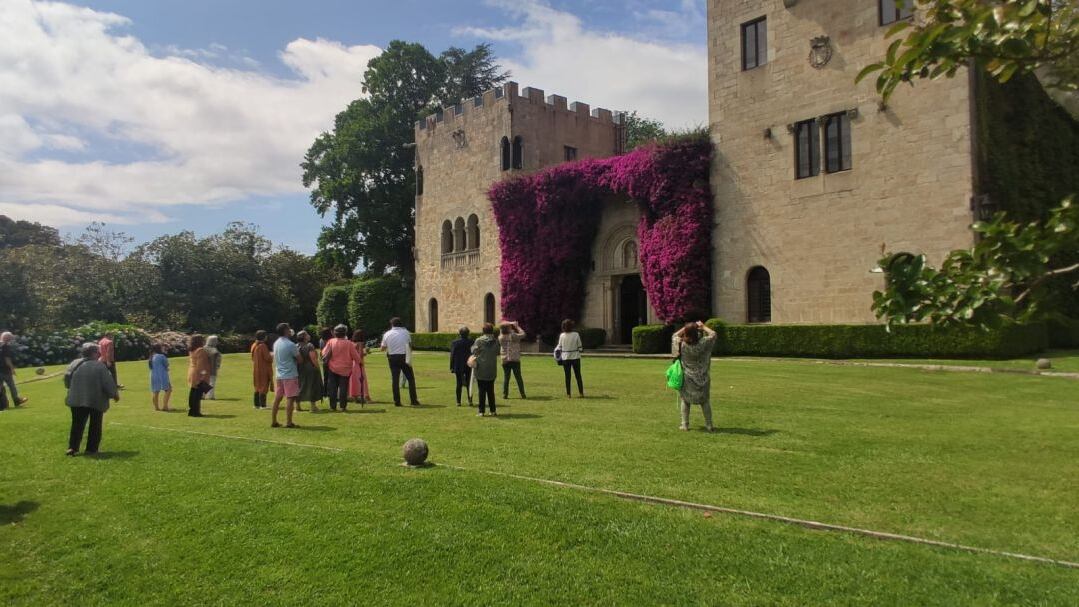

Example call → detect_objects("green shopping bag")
665 358 683 390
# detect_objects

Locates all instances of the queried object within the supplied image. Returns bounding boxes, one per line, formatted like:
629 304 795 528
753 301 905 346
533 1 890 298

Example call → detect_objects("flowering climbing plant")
489 135 713 339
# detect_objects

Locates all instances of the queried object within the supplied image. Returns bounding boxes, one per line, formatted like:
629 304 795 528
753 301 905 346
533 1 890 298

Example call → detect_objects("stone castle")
413 0 1002 341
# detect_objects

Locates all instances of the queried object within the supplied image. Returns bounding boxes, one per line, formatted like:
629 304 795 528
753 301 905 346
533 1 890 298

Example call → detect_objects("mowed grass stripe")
111 419 1079 571
2 423 1078 606
10 351 1079 561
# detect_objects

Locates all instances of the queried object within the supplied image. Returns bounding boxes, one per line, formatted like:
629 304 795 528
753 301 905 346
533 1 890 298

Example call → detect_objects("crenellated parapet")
415 81 624 137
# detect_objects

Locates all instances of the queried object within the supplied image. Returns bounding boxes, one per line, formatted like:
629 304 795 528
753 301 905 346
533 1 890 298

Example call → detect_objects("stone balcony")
441 249 480 270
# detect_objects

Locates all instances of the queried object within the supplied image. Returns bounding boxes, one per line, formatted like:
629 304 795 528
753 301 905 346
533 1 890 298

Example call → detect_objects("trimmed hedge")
411 333 458 352
1048 318 1079 348
703 320 1047 359
12 322 153 366
632 324 674 355
348 276 414 336
316 285 351 328
580 328 607 350
632 321 1048 358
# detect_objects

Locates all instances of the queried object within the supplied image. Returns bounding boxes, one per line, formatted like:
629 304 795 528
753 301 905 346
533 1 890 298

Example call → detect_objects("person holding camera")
672 321 717 432
499 321 526 399
470 323 501 416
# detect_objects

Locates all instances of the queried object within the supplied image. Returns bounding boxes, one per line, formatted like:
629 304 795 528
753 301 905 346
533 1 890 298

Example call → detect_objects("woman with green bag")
671 321 717 432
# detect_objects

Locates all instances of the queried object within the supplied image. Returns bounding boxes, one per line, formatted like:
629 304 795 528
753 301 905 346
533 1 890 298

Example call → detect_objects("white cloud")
0 0 381 225
458 0 707 129
0 202 154 227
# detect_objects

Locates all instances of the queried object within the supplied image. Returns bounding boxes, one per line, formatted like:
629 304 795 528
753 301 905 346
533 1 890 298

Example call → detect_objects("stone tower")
413 81 624 334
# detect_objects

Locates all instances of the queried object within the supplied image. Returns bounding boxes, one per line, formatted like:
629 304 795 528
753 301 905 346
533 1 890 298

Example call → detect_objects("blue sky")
0 0 707 254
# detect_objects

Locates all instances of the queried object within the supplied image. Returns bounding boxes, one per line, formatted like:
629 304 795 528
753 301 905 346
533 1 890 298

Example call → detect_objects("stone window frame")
428 298 439 332
500 137 511 171
823 112 852 174
564 145 578 162
454 217 467 252
740 16 767 71
879 0 914 26
466 214 480 250
512 136 524 169
484 293 497 324
441 220 454 254
793 118 820 179
746 266 772 324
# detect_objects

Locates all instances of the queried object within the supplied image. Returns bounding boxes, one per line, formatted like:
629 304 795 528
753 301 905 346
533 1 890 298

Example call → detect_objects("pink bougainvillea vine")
489 136 713 338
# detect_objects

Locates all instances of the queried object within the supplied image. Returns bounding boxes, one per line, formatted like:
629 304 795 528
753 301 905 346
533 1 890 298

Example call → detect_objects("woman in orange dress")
187 334 212 417
348 330 371 405
251 330 273 409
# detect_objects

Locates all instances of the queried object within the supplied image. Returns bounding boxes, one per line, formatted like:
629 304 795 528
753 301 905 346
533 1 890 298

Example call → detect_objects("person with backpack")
470 323 501 416
64 342 120 455
672 321 717 432
449 326 474 406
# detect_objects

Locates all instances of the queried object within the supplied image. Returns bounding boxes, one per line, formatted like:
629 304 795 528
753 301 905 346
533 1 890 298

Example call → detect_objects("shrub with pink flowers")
490 135 713 338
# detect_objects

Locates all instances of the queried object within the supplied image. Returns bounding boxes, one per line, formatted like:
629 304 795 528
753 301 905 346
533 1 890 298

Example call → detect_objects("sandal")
286 422 299 428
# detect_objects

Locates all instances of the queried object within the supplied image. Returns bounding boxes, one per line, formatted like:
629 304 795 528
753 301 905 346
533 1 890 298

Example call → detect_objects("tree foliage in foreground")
858 0 1079 100
302 42 508 278
873 197 1078 327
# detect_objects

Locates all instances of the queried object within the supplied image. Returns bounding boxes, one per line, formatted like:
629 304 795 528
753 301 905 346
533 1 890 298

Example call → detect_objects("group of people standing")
55 313 717 455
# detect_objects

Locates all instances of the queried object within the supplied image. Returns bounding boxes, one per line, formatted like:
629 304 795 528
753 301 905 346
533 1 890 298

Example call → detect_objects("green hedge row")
632 324 674 355
580 328 607 350
1048 318 1079 348
411 333 458 352
631 321 1048 359
316 285 351 328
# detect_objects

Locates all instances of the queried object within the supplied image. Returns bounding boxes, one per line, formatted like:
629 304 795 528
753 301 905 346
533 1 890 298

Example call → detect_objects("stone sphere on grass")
35 367 46 376
1035 358 1052 370
402 438 429 466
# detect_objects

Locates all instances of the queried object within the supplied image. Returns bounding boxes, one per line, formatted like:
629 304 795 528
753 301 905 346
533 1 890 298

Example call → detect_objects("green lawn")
857 349 1079 373
2 352 1077 605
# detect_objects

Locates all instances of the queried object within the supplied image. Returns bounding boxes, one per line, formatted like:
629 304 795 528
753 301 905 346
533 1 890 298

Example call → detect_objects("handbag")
196 380 213 395
553 345 563 366
665 344 683 390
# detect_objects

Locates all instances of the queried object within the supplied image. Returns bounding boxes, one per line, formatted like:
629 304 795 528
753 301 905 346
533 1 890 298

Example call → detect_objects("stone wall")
708 0 976 323
414 82 622 333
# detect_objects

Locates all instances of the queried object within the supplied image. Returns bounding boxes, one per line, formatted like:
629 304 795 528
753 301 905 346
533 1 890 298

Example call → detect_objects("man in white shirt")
380 317 420 406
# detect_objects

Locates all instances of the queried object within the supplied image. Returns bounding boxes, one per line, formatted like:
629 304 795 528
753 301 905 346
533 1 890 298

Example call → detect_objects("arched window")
415 166 424 196
747 266 772 323
484 293 496 324
467 214 480 250
428 298 439 332
441 220 453 254
512 136 523 169
500 137 511 171
622 240 638 269
454 217 466 252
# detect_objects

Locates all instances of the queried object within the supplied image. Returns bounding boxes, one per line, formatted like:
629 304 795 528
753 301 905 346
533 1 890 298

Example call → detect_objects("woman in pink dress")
348 330 371 404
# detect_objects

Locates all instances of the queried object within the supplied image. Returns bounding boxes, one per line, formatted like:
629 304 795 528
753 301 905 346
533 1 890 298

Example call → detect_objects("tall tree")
0 215 60 249
619 111 669 150
302 41 508 277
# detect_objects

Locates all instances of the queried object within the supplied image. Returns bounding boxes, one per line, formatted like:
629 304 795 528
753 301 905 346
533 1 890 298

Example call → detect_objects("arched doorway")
618 275 647 344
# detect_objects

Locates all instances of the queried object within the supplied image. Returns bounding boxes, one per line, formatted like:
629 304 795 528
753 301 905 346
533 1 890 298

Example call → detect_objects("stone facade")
414 82 629 335
416 1 985 338
708 0 977 323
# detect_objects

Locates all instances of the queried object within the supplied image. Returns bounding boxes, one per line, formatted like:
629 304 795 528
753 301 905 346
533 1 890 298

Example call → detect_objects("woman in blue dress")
149 343 173 411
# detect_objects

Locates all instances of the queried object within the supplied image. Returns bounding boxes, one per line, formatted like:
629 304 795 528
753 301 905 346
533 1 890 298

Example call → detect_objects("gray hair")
80 341 100 358
296 330 310 341
206 335 220 348
0 332 13 343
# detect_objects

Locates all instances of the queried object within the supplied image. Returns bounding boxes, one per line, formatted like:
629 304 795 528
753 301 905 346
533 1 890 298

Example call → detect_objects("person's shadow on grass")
493 413 542 420
290 425 335 432
712 428 779 436
0 501 39 524
85 450 140 460
197 414 237 419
